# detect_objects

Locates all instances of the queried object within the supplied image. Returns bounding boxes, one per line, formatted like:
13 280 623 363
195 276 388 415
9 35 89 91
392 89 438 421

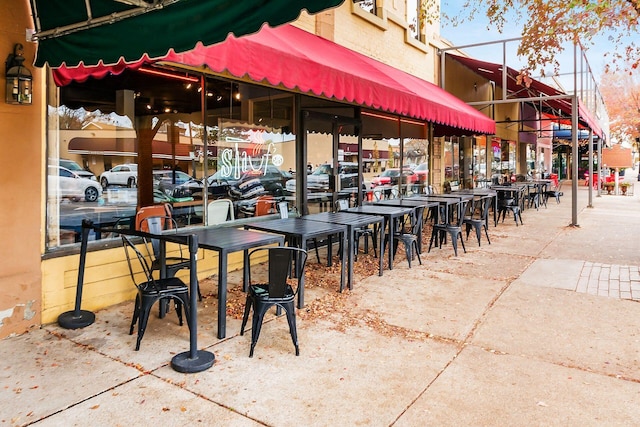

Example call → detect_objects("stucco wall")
0 0 43 337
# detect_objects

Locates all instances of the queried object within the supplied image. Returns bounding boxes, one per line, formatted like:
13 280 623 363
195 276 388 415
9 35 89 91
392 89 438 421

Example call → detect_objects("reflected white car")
100 163 138 189
48 165 103 202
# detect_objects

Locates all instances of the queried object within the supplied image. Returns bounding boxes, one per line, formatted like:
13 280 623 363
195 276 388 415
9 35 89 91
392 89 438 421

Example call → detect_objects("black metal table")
344 205 414 270
454 189 498 226
369 198 438 253
301 211 384 290
244 218 347 307
174 226 284 339
409 196 462 226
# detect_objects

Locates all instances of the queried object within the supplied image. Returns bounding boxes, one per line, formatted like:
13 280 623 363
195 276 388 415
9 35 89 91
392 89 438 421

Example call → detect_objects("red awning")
449 55 602 138
53 25 495 135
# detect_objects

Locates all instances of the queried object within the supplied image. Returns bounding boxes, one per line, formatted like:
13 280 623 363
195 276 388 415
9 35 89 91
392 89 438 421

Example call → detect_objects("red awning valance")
54 25 495 135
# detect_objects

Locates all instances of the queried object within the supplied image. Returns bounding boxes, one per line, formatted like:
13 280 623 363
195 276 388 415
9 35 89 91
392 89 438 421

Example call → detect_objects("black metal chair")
121 234 191 351
335 199 377 260
463 196 491 246
139 215 202 305
497 187 524 226
392 205 424 268
428 199 469 256
545 180 564 204
240 247 308 357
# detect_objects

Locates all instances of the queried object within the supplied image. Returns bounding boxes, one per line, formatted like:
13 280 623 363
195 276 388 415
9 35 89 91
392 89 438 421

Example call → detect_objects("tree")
599 66 640 147
433 0 640 74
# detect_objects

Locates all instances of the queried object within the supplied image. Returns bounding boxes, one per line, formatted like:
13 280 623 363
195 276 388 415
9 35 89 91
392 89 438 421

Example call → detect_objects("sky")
437 0 623 87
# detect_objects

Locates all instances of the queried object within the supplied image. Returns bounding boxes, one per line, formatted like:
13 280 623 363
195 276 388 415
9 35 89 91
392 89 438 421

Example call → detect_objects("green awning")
30 0 344 68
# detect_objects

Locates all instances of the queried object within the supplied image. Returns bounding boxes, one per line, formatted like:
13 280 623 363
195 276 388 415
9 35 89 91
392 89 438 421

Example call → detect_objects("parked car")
173 165 292 199
412 162 429 182
370 168 418 188
59 159 96 181
48 165 103 202
153 170 193 195
100 163 138 189
285 162 363 193
234 166 292 197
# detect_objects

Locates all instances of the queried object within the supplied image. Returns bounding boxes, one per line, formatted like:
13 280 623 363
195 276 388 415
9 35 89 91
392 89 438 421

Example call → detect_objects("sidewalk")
2 180 640 426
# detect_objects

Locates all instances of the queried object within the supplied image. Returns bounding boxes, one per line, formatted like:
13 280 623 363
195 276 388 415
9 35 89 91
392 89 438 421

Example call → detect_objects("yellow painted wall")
0 0 43 337
40 242 246 325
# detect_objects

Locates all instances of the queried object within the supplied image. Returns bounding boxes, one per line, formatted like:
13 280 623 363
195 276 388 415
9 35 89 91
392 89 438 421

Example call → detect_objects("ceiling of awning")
30 0 345 68
449 54 603 138
53 24 496 135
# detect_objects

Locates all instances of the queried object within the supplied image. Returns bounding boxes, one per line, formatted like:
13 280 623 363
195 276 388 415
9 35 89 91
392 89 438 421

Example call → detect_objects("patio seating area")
3 180 640 425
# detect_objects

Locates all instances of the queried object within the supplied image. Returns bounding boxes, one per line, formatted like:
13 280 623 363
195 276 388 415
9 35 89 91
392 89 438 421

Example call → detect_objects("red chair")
135 204 172 231
254 195 276 216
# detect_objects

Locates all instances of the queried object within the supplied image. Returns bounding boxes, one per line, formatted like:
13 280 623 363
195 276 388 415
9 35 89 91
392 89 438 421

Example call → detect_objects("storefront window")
443 137 460 183
490 137 501 183
526 144 536 175
45 69 268 250
472 136 488 187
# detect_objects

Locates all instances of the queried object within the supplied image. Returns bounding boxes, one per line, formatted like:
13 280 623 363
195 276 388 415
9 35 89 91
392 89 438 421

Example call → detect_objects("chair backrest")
139 215 178 259
248 247 308 298
207 199 235 225
335 199 349 212
464 198 478 219
480 196 492 221
254 195 276 216
390 186 400 199
136 204 172 231
453 199 470 227
121 234 155 290
278 201 289 218
373 188 383 201
409 206 425 234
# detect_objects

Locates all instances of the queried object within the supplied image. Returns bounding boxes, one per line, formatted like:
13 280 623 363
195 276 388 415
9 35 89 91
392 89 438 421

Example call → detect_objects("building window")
354 0 377 15
407 0 422 41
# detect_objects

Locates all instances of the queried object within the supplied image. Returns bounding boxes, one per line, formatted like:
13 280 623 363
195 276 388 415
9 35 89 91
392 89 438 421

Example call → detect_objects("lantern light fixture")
5 43 32 105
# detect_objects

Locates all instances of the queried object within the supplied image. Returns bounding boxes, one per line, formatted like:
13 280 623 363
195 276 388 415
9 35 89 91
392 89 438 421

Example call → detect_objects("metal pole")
57 219 96 329
597 134 602 197
571 43 579 226
201 74 209 225
587 129 593 207
171 234 215 373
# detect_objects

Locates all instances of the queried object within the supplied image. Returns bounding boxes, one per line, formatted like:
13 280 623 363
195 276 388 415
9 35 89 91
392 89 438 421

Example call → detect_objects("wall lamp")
5 43 32 105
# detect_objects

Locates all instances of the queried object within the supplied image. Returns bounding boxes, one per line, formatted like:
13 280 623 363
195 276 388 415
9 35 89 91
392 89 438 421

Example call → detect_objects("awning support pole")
571 43 579 226
587 129 594 207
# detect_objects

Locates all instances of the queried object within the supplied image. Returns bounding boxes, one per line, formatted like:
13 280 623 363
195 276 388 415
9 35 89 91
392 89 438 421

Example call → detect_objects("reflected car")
100 163 138 189
171 167 242 199
59 159 96 181
412 162 429 182
153 170 192 195
48 165 103 202
370 168 418 188
234 166 292 197
173 165 292 199
285 162 362 193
